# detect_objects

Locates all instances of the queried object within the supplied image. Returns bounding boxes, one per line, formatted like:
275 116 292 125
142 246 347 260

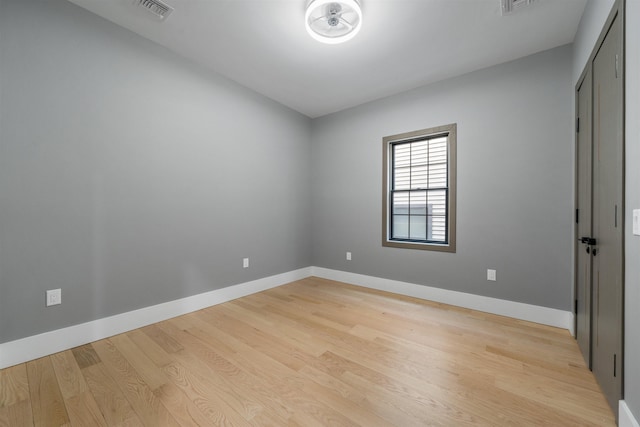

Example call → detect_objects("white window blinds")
390 135 448 243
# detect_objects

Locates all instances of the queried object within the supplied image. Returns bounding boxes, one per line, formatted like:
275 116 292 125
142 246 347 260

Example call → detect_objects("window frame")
382 123 457 252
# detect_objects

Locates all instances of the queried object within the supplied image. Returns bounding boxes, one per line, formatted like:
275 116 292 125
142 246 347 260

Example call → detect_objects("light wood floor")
0 277 616 426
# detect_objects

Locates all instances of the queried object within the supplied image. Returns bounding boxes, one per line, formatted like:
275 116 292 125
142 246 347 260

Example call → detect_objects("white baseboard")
311 267 574 332
0 267 312 369
620 401 640 427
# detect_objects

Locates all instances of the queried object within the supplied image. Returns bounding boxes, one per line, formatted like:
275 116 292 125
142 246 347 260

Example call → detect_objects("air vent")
501 0 536 15
135 0 173 21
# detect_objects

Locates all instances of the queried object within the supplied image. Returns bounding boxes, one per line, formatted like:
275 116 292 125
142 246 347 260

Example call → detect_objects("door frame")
573 0 625 416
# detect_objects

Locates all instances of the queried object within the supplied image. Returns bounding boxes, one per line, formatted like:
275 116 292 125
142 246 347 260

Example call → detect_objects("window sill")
382 239 456 253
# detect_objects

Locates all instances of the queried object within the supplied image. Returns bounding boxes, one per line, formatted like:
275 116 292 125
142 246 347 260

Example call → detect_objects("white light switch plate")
243 258 249 268
487 269 496 281
346 251 352 261
634 210 640 236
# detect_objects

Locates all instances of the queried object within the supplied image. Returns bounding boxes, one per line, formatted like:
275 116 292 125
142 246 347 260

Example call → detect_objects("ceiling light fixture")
305 0 362 45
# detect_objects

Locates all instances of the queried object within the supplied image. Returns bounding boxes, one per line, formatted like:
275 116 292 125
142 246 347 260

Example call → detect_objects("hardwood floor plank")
300 380 392 427
71 345 101 369
160 359 248 426
141 324 183 354
327 351 474 426
297 365 365 404
65 391 108 427
0 364 30 408
0 399 34 427
494 370 616 425
126 329 174 368
91 339 180 426
0 278 616 426
357 381 453 426
50 351 87 400
225 301 329 357
26 357 70 426
174 314 313 423
82 362 139 426
156 321 266 422
109 334 168 391
204 305 321 372
153 382 216 427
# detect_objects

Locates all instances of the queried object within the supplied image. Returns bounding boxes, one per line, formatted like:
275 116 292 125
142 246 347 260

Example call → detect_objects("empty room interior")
1 0 640 425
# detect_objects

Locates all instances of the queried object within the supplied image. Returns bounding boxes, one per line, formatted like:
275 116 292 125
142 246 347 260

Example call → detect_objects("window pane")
428 163 447 188
394 167 411 190
410 164 428 188
428 190 447 216
411 140 428 166
394 144 411 168
431 216 447 242
393 192 409 214
392 215 409 239
429 138 447 164
409 216 426 240
409 191 427 214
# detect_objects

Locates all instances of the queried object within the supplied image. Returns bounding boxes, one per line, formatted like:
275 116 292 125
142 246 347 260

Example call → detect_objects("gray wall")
0 0 312 344
311 45 574 310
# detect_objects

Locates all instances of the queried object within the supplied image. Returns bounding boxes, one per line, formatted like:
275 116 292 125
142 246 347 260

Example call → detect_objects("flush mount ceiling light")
305 0 362 44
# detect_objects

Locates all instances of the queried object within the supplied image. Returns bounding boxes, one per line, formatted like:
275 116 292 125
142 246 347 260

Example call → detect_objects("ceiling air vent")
134 0 173 21
501 0 536 16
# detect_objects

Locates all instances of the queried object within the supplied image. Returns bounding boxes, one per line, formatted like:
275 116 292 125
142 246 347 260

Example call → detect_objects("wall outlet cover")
243 258 249 268
633 209 640 236
346 252 352 261
487 269 497 281
46 289 61 306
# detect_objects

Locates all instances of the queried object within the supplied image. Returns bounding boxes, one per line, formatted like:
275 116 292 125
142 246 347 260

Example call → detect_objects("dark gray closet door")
591 12 624 413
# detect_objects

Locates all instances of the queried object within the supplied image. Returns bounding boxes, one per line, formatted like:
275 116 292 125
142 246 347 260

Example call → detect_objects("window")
382 124 456 252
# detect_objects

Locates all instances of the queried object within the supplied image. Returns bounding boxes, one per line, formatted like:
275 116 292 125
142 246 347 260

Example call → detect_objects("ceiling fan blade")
339 16 354 30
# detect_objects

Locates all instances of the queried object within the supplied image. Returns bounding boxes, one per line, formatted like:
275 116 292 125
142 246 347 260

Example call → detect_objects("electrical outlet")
46 289 61 306
346 251 352 261
243 258 249 268
633 209 640 236
487 269 497 281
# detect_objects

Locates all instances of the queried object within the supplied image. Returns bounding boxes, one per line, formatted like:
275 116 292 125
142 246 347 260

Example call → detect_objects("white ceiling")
65 0 587 118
